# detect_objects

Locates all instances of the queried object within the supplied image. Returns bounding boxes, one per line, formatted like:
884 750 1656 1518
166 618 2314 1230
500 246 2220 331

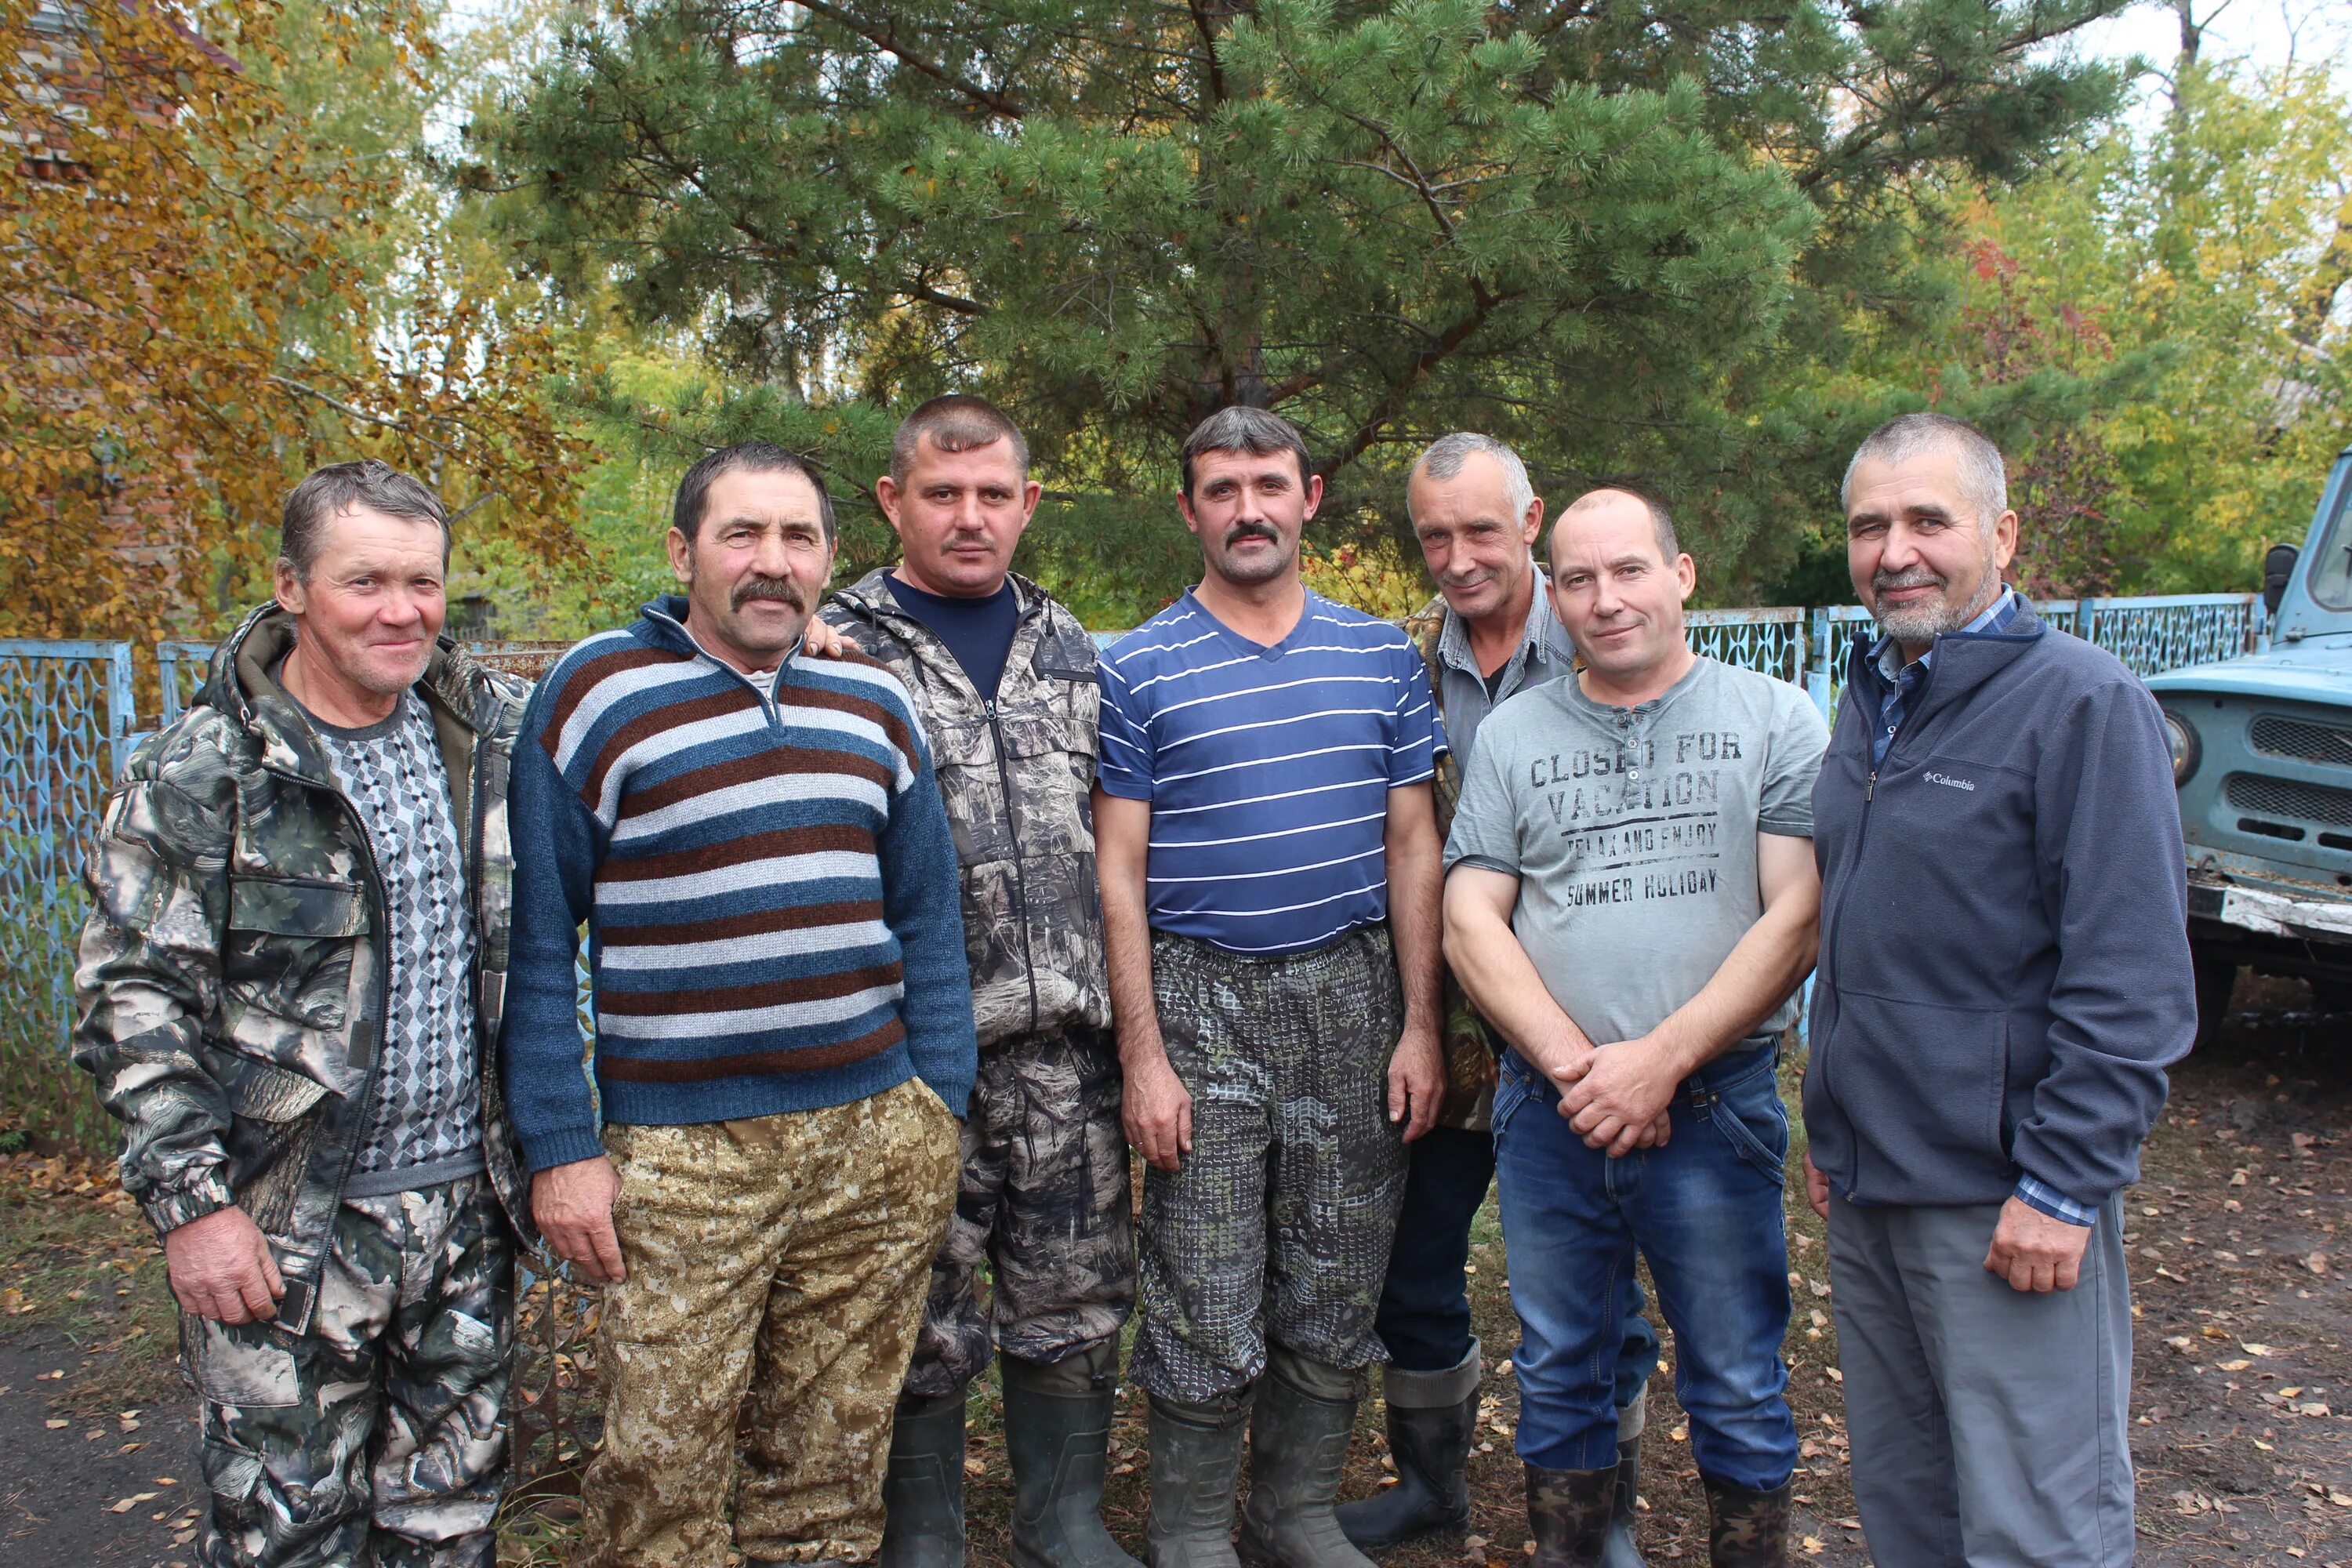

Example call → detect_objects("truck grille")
2250 714 2352 768
2225 773 2352 829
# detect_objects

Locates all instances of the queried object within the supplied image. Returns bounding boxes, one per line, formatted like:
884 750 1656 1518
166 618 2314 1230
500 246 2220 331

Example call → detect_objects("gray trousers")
1827 1193 2135 1568
1131 925 1410 1403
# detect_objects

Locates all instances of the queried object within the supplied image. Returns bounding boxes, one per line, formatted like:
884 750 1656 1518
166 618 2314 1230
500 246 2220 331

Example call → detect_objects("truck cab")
2147 445 2352 1041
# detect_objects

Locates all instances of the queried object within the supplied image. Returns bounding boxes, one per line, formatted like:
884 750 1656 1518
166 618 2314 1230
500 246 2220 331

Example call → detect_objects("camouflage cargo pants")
1132 925 1410 1403
184 1174 513 1568
903 1026 1137 1396
581 1078 961 1568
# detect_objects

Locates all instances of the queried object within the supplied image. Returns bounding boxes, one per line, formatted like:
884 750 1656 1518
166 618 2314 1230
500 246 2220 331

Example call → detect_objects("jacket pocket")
1823 989 2008 1198
222 877 367 1032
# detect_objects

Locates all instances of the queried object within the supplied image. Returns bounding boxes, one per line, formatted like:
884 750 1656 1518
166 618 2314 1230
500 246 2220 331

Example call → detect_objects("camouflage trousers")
1132 926 1410 1403
184 1173 514 1568
903 1026 1137 1396
582 1078 961 1568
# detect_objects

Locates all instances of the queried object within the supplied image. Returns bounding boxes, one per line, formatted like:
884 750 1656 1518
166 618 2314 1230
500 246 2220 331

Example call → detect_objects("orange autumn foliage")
0 0 589 642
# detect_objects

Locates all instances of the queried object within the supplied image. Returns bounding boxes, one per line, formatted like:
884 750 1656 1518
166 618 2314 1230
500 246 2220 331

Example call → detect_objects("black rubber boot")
1599 1388 1649 1568
1524 1463 1619 1568
1701 1475 1791 1568
1003 1341 1145 1568
878 1389 967 1568
1145 1388 1253 1568
1236 1347 1379 1568
1334 1338 1481 1551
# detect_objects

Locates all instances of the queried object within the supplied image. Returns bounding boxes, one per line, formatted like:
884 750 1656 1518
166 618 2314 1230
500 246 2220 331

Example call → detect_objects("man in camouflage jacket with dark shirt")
75 462 533 1568
820 397 1134 1568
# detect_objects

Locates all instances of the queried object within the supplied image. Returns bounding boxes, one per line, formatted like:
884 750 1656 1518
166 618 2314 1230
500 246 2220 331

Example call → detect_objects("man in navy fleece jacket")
1802 412 2193 1568
500 441 975 1568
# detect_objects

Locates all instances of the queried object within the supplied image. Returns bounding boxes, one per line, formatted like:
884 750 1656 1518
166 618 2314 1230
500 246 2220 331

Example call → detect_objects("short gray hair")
280 459 449 582
1410 433 1535 523
1841 412 2009 525
1180 405 1312 497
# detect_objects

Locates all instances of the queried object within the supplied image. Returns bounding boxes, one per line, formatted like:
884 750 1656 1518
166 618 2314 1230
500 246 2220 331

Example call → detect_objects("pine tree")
474 0 2132 595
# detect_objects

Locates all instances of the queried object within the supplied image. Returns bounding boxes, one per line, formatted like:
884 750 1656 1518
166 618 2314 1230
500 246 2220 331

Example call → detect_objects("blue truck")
2147 445 2352 1044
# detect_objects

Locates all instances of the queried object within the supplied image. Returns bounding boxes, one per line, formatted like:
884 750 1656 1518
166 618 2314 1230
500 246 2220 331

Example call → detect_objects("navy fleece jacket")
1803 608 2195 1211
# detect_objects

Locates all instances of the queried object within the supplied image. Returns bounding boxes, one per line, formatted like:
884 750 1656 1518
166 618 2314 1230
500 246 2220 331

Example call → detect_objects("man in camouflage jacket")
820 396 1134 1568
75 461 532 1568
1335 436 1658 1568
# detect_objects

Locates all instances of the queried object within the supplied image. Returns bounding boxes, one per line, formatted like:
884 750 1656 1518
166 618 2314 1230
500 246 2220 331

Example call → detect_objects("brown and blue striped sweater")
499 597 976 1173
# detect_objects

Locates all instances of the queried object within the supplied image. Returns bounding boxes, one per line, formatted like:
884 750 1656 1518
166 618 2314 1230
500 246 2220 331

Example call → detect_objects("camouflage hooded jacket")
73 605 532 1333
820 570 1111 1051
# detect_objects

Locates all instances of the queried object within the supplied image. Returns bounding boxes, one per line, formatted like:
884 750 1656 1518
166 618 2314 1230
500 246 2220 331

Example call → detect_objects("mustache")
731 575 807 612
1871 565 1946 595
1223 522 1280 549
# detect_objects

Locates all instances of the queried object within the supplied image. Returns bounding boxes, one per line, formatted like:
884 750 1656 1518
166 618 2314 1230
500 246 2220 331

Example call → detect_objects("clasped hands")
1539 1033 1676 1156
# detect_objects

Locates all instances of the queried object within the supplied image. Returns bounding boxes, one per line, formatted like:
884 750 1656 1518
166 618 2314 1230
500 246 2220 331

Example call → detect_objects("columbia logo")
1924 771 1976 792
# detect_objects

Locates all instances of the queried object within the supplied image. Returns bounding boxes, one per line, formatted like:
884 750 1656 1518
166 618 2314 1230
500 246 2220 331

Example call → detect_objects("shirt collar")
1437 562 1566 680
1871 584 2020 684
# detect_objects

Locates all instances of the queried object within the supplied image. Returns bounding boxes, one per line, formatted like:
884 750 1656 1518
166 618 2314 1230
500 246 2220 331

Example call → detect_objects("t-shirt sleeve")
1094 652 1154 801
1443 715 1519 875
1760 682 1831 837
1387 639 1447 787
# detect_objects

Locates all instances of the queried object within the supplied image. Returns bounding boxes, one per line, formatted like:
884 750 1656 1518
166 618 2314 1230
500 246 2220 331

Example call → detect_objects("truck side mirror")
2263 543 2299 616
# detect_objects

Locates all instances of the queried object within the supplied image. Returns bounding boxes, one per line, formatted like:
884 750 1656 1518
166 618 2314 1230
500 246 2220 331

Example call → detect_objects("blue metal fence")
1805 592 2266 723
0 639 136 1145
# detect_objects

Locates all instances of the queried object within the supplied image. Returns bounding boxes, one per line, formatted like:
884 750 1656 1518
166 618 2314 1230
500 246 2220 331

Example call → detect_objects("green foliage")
1769 53 2352 603
470 0 2133 608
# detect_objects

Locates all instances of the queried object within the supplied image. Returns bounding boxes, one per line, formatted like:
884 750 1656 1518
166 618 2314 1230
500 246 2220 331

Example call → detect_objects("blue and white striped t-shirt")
1097 590 1447 956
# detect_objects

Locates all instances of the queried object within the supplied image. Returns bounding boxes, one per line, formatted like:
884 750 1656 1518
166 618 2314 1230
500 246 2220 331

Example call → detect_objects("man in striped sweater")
500 442 976 1568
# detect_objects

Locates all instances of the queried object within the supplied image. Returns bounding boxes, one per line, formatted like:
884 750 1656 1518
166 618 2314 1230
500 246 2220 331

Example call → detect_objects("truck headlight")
2161 709 2201 786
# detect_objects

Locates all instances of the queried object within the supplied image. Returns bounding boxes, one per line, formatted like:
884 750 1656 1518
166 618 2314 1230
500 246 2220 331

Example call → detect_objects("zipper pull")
1866 770 1877 802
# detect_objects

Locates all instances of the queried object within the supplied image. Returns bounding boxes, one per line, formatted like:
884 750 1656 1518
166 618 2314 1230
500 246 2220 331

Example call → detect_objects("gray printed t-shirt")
1443 655 1829 1046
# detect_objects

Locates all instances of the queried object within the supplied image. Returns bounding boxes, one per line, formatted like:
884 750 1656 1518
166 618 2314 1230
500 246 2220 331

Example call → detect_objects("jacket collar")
829 567 1048 628
1843 602 2048 723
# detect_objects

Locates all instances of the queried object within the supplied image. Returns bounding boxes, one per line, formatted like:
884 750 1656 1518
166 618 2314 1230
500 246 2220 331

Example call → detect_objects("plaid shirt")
1864 587 2096 1228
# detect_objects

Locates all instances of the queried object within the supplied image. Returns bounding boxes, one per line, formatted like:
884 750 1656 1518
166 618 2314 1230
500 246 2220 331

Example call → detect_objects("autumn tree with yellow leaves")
0 0 589 643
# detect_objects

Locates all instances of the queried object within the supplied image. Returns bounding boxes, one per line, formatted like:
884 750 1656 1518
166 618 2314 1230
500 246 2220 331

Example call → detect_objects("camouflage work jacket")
821 570 1112 1051
73 606 532 1332
1403 597 1501 1132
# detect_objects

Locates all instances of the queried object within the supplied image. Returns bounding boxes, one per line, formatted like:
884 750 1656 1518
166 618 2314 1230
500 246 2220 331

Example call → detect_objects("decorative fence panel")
1806 593 2266 724
1686 607 1807 686
0 640 136 1149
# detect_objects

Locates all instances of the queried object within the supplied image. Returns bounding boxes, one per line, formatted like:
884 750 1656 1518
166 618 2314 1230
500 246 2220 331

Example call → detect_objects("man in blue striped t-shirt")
1095 406 1447 1568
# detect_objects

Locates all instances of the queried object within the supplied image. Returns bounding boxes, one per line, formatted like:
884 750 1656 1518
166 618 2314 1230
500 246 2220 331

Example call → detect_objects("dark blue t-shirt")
889 575 1020 700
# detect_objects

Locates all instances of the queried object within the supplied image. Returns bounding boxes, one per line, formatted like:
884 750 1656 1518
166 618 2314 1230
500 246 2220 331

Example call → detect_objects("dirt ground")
3 977 2347 1568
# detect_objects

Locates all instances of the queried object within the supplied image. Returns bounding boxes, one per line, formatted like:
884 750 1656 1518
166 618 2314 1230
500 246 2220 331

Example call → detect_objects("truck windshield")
2313 477 2352 611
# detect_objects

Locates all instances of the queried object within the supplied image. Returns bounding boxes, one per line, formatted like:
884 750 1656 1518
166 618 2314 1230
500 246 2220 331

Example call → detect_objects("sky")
2069 0 2352 78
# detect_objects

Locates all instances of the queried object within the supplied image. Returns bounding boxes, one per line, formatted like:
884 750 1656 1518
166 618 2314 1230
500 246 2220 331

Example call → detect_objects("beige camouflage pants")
581 1079 961 1568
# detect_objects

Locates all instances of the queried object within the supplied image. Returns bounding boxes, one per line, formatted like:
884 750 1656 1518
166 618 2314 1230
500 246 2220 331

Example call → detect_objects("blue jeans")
1494 1040 1796 1490
1375 1125 1659 1410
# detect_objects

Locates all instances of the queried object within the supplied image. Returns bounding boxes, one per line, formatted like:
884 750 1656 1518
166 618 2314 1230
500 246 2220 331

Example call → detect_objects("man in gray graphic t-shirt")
1440 486 1827 1568
1445 658 1825 1048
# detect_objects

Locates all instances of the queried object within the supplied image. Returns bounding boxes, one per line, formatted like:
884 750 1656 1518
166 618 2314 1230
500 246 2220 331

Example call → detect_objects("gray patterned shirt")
300 688 483 1194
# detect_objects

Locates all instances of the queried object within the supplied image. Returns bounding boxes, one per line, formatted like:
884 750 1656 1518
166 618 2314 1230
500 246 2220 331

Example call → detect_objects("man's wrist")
146 1170 237 1238
2013 1174 2099 1227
